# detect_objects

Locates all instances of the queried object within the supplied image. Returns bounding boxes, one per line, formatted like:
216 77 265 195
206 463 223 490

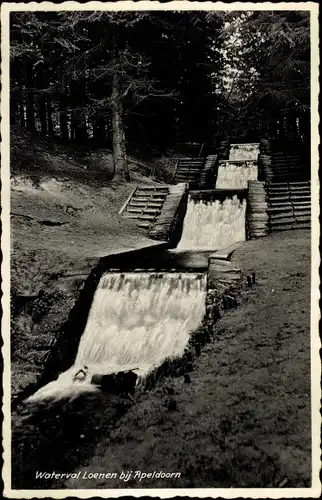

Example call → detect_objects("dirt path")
59 230 311 489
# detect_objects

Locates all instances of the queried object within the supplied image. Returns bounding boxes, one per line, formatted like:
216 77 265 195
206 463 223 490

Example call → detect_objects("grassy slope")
10 127 170 398
10 127 168 294
57 230 311 489
10 129 311 488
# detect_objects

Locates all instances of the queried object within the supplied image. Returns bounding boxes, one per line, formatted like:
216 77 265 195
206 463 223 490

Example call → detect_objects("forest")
10 10 310 179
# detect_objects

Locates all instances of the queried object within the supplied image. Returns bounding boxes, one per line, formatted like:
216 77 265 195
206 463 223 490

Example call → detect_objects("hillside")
10 127 169 293
9 127 169 398
12 231 311 489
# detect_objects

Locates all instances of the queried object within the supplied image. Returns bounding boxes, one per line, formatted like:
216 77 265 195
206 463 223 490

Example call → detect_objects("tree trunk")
111 70 130 181
74 112 87 142
59 95 69 141
39 97 48 135
18 100 25 127
92 116 106 146
25 64 35 131
10 98 18 126
47 100 54 135
26 92 35 130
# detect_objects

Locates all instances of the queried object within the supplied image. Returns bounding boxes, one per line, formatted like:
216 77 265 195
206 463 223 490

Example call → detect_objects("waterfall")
177 196 246 250
216 162 258 189
27 272 206 402
229 143 260 160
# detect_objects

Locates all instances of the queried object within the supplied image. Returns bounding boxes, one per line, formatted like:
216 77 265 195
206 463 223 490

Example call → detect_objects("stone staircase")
270 152 309 182
121 185 169 230
266 181 311 232
172 157 206 188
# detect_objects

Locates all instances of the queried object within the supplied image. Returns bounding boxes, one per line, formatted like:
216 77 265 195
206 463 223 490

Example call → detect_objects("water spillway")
177 194 247 251
76 272 206 373
216 161 258 189
28 272 206 402
229 143 260 161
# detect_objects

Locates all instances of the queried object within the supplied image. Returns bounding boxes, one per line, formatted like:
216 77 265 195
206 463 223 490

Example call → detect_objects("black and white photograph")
1 2 320 497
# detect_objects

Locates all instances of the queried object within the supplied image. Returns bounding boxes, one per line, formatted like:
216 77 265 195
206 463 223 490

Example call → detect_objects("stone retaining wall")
149 183 189 246
205 255 242 329
12 243 170 407
229 143 260 161
143 257 244 393
199 154 218 189
246 180 269 239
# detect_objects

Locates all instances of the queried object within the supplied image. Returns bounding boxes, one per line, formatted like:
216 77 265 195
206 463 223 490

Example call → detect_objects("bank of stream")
12 231 311 489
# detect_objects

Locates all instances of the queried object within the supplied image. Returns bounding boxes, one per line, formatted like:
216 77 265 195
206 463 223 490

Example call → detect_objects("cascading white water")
27 272 206 402
229 143 260 160
216 162 258 189
177 195 246 250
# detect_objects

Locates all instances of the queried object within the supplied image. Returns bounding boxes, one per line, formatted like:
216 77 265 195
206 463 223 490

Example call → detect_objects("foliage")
216 11 310 142
10 10 311 174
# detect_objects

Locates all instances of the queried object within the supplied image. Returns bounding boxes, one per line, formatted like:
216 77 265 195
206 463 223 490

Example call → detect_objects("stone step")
137 214 157 221
270 181 310 186
135 192 167 199
176 177 200 183
272 169 303 175
272 158 302 162
271 177 307 183
267 205 293 213
131 196 150 203
177 162 204 167
126 208 145 214
292 196 311 202
290 192 311 198
291 196 311 203
289 186 311 192
271 224 294 231
137 185 168 191
271 160 303 166
271 152 301 157
294 214 311 222
124 213 142 219
124 214 157 222
293 222 311 229
267 186 290 192
267 191 290 196
269 195 292 202
269 213 295 222
272 188 311 193
270 217 296 226
272 171 304 177
176 177 199 182
271 173 306 177
271 173 305 177
177 160 204 165
271 162 302 167
143 208 161 215
271 166 303 171
127 207 160 215
129 201 162 208
271 159 302 164
292 203 311 210
269 186 310 192
137 221 151 229
176 168 203 174
176 173 202 178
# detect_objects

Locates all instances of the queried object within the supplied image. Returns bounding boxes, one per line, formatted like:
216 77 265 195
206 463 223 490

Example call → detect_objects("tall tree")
10 10 225 172
215 11 310 143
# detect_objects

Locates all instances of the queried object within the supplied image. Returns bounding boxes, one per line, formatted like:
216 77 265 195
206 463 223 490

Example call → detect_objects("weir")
26 141 259 404
174 143 259 250
28 272 206 402
216 161 258 189
229 143 260 161
177 194 247 251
